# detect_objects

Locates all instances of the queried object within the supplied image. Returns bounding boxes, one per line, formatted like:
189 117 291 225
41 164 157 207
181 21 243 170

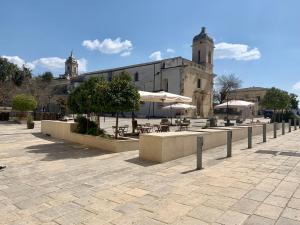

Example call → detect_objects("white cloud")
166 48 175 53
82 37 133 55
293 82 300 91
32 57 65 69
2 55 87 74
120 51 131 57
77 58 87 72
149 51 162 61
215 42 261 61
2 55 35 69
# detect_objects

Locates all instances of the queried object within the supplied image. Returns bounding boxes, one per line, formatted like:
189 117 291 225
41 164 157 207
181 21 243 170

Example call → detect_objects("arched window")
198 50 201 64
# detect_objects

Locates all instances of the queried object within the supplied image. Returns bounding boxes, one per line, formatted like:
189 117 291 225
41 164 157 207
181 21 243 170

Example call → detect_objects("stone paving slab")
0 122 300 225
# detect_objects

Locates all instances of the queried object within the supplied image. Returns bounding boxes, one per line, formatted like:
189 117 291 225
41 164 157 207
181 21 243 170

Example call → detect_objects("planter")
27 122 35 129
41 121 139 152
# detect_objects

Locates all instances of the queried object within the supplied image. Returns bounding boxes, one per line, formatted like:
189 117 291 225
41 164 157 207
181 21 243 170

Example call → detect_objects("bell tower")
65 51 78 79
192 27 214 73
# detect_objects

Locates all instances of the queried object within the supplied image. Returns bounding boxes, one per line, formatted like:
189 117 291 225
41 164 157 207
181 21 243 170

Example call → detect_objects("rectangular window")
197 79 201 89
163 79 168 91
198 50 201 64
134 72 139 82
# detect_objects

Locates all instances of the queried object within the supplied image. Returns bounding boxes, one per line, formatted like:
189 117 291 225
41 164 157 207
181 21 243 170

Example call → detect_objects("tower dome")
193 27 214 43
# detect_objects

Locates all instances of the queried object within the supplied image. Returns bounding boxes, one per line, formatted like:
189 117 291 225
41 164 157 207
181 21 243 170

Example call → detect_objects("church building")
73 27 215 118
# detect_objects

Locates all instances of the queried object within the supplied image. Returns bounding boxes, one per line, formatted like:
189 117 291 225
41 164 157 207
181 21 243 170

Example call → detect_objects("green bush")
12 94 37 112
75 116 98 134
75 116 107 136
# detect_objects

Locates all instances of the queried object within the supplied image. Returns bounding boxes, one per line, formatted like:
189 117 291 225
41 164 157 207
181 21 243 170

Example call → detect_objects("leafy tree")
106 71 140 139
40 71 53 82
216 74 242 103
12 94 37 112
67 76 109 131
289 93 299 110
0 57 19 82
261 87 290 120
0 57 32 86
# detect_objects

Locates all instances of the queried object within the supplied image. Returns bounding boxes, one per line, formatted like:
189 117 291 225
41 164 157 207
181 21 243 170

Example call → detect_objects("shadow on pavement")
125 157 159 167
26 133 113 161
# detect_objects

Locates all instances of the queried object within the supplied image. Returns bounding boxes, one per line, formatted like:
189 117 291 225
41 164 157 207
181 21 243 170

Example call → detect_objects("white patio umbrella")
162 103 196 124
214 100 255 109
138 91 192 103
214 100 255 122
157 91 192 103
138 91 167 102
162 103 196 110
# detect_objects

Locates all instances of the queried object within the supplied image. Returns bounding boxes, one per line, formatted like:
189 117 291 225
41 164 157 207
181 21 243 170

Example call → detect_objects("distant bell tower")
192 27 214 73
65 51 78 79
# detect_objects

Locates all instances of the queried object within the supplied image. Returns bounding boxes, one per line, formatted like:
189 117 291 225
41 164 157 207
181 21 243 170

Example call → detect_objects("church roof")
193 27 213 43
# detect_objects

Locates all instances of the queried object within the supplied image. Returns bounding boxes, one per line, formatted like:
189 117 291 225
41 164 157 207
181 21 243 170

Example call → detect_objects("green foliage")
39 71 53 82
0 58 32 86
67 77 109 114
68 71 140 139
289 93 299 110
75 116 106 136
12 94 37 112
261 87 290 111
105 71 140 113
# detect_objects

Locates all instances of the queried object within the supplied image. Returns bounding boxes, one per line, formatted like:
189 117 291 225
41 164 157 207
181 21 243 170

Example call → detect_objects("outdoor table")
178 123 189 131
154 124 169 132
112 125 128 136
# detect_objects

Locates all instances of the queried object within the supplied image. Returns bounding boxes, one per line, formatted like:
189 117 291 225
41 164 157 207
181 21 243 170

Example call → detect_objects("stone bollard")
289 119 292 132
282 121 285 135
294 119 297 130
196 136 203 170
263 124 267 142
227 130 232 157
274 122 277 138
248 126 252 149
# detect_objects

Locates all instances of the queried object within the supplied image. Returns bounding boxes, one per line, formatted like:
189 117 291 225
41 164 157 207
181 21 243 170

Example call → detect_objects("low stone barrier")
41 120 139 153
139 123 287 163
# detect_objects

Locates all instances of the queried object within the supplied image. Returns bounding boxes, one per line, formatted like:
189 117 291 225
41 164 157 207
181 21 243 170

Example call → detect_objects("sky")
1 0 300 96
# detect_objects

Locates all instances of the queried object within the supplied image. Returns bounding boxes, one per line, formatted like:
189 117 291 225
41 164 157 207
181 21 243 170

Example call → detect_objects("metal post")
294 119 297 130
227 130 232 157
263 124 267 142
196 136 203 170
248 126 252 149
289 119 291 132
274 122 277 138
299 119 300 129
282 121 285 135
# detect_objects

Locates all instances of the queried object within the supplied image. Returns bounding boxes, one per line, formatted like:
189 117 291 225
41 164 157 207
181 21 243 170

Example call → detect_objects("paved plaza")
1 122 300 225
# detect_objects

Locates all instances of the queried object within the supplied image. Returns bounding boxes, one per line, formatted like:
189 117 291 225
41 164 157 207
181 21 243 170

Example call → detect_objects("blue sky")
1 0 300 95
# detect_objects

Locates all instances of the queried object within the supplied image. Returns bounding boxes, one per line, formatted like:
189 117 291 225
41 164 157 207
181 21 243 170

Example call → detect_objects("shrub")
12 94 37 112
75 116 98 134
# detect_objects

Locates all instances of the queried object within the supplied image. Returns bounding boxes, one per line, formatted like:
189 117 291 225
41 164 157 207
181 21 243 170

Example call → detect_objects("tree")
67 76 109 131
289 93 299 110
261 87 290 121
0 57 19 82
216 74 242 103
40 71 53 82
106 71 140 139
12 94 37 112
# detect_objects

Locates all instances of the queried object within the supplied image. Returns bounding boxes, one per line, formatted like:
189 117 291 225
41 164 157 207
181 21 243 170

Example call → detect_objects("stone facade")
228 87 268 115
74 27 215 118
